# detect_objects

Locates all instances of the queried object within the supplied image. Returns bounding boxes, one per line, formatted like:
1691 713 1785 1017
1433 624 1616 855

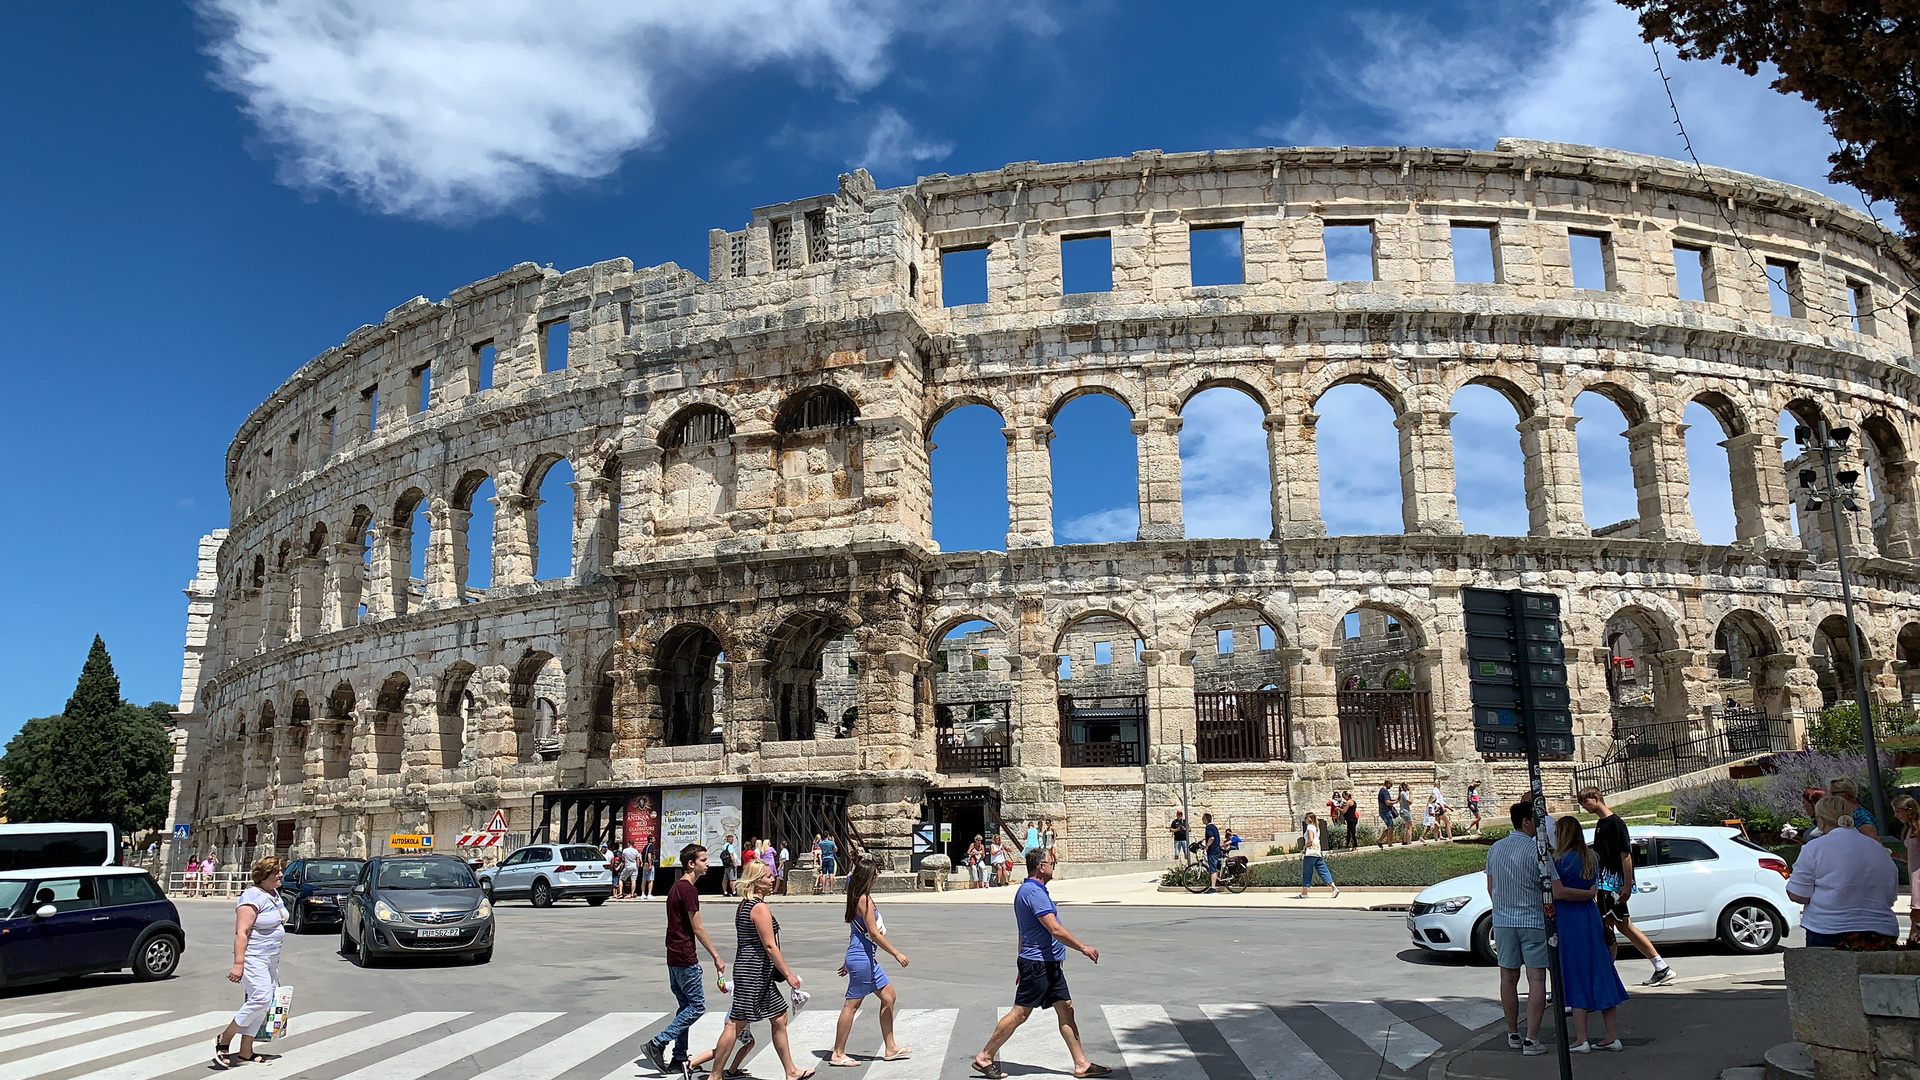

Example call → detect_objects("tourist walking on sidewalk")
1341 793 1359 850
1200 813 1224 893
1376 782 1395 849
1466 783 1483 836
212 857 288 1070
1788 795 1901 950
641 837 658 900
1552 818 1628 1053
826 861 912 1066
706 860 812 1080
968 848 1108 1080
620 839 642 900
1396 784 1415 843
1487 802 1550 1056
1293 813 1338 899
1575 786 1674 985
641 844 726 1075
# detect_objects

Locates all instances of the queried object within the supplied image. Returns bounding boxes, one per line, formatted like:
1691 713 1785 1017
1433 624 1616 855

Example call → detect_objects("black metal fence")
1337 691 1434 761
1059 694 1147 767
1569 711 1797 797
935 699 1013 772
1195 690 1291 762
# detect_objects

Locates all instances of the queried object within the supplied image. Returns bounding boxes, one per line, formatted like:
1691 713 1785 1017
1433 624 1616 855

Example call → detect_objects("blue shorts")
1493 925 1551 969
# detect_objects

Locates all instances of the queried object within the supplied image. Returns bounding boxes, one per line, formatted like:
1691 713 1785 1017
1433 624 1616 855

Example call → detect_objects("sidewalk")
1440 971 1787 1080
770 869 1419 910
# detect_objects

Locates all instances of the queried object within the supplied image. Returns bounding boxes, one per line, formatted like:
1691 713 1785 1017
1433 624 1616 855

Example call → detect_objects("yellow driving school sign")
388 833 431 849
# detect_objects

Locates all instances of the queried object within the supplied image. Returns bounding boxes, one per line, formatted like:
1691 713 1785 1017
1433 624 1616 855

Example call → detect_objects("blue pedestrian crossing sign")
172 823 190 839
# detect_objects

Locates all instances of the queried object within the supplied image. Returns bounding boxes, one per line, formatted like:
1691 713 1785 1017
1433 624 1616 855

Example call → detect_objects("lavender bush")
1668 749 1897 831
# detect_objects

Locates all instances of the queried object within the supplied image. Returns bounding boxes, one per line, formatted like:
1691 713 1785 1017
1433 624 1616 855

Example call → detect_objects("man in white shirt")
1485 802 1552 1056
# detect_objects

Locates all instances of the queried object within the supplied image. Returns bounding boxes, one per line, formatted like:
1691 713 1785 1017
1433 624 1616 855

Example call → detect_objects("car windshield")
376 861 477 890
0 882 26 912
305 860 363 884
562 847 604 862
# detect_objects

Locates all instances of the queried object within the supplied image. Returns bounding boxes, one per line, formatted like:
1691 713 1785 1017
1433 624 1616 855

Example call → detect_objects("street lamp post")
1796 419 1893 832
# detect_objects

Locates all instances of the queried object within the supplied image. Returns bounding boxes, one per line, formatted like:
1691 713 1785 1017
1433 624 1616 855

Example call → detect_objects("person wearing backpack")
720 834 740 897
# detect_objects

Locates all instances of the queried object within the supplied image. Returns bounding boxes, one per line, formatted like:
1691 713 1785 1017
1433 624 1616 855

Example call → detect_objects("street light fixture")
1796 419 1892 833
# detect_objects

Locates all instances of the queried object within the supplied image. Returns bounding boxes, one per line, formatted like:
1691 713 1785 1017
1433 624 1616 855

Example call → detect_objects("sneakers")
1643 966 1676 986
1330 886 1340 898
1290 892 1309 899
641 1040 671 1075
1522 1040 1547 1056
1506 1033 1523 1050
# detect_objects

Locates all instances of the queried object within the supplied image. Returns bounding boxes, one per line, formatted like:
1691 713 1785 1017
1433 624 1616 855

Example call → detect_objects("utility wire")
1648 40 1918 325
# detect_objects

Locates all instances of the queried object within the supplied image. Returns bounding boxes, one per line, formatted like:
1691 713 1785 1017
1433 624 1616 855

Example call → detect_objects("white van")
0 823 118 870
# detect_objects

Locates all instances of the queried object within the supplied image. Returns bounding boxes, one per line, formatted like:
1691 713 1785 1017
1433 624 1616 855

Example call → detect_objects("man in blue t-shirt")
816 834 838 894
968 848 1109 1079
1201 813 1223 893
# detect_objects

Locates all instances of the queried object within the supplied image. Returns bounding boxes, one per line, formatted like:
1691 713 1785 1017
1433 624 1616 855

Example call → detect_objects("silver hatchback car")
476 844 613 907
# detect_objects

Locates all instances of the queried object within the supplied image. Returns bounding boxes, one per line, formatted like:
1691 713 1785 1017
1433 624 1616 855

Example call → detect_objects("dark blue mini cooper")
0 866 184 986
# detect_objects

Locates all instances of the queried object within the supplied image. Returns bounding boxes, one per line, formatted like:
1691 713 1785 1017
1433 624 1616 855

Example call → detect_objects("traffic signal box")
1462 588 1575 758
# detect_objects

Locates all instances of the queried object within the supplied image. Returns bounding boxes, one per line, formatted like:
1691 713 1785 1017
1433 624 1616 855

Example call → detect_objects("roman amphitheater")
173 139 1920 873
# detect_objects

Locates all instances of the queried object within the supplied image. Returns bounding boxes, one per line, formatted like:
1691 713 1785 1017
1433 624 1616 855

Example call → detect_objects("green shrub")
1810 701 1920 753
1159 863 1209 888
1249 844 1490 887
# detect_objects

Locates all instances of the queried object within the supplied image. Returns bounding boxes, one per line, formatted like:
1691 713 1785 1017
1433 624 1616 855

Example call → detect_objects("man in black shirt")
1169 812 1190 863
1578 785 1673 986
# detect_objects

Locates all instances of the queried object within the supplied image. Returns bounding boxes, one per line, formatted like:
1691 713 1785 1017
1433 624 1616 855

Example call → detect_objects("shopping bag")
254 985 294 1041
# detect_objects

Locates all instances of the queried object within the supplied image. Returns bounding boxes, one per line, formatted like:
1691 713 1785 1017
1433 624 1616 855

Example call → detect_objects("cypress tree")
0 638 172 834
63 636 121 723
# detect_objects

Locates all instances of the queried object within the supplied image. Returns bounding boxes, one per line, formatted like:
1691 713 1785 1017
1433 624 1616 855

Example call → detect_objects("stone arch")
1048 389 1139 543
928 399 1009 552
305 520 328 558
1177 383 1272 539
1898 622 1920 704
369 671 408 775
1332 600 1429 689
280 692 309 787
1860 412 1920 558
391 486 429 613
1569 379 1661 537
524 454 575 581
1054 609 1148 767
1174 374 1273 416
451 469 495 596
927 615 1015 766
436 660 477 769
249 701 276 788
772 387 863 510
510 650 566 761
1045 383 1137 421
583 645 622 783
1678 388 1754 545
1307 366 1410 414
1311 376 1409 535
766 610 858 742
1189 604 1288 691
1712 609 1790 718
1448 378 1530 537
774 385 861 434
1601 603 1687 727
653 625 725 747
1452 372 1539 420
1566 377 1653 427
321 680 354 780
1815 612 1873 707
658 404 737 534
660 404 737 449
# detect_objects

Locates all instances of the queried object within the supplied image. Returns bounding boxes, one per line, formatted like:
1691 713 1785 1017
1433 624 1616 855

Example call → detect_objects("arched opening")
1334 605 1433 761
1861 415 1915 558
655 626 724 747
281 693 310 787
931 618 1013 772
531 458 575 581
1898 623 1920 705
767 613 855 742
1050 392 1137 542
395 487 428 615
1712 611 1788 728
1448 382 1528 536
929 403 1008 551
453 471 494 596
586 648 620 783
370 672 408 775
1178 386 1271 538
1190 606 1289 762
437 661 476 769
773 387 863 509
322 682 354 780
592 457 621 575
350 506 374 625
510 652 566 761
1815 614 1867 708
1604 607 1687 750
1779 402 1831 550
1314 382 1401 535
659 405 737 533
1055 613 1146 767
1683 396 1741 545
1573 389 1639 534
250 702 275 788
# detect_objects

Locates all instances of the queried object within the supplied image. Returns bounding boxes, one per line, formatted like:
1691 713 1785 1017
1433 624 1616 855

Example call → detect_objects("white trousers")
232 950 280 1030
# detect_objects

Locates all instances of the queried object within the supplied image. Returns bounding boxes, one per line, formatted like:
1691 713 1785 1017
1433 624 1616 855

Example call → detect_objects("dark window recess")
776 389 859 434
1848 281 1873 335
363 386 379 431
908 263 919 297
663 406 736 448
100 874 163 906
414 365 432 413
806 210 829 263
941 248 988 306
730 234 747 277
1061 233 1113 294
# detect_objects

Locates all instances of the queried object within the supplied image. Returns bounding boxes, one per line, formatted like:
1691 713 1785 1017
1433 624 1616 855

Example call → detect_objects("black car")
277 857 365 933
0 866 184 987
339 854 493 966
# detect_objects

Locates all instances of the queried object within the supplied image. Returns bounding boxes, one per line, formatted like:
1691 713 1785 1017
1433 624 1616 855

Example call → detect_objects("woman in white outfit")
213 856 288 1069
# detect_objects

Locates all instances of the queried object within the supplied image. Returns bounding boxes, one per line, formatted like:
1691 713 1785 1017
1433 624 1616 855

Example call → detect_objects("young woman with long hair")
825 861 912 1066
1551 817 1627 1053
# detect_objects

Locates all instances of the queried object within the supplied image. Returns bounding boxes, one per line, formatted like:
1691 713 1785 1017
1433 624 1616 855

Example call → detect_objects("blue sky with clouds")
0 0 1855 734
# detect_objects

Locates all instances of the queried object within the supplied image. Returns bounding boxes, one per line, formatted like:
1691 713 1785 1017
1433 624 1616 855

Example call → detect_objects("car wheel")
338 920 355 956
587 896 607 907
471 948 493 964
289 905 306 935
357 928 378 968
1720 900 1783 954
132 934 181 981
531 880 552 908
1470 915 1497 966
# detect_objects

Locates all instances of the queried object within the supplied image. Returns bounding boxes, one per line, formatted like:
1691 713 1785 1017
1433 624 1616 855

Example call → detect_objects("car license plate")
415 927 460 939
579 871 603 878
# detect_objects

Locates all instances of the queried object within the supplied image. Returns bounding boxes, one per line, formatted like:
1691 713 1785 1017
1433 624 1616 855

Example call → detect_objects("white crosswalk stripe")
1199 1004 1339 1080
0 994 1510 1080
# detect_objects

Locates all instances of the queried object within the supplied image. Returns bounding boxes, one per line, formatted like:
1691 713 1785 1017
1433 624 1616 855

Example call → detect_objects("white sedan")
1408 825 1800 964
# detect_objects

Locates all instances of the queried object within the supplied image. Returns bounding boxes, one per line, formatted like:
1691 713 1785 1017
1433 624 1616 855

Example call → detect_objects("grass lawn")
1246 842 1492 888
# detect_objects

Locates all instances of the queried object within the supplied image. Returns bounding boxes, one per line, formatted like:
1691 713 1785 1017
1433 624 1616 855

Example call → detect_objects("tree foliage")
0 637 173 835
1621 0 1920 237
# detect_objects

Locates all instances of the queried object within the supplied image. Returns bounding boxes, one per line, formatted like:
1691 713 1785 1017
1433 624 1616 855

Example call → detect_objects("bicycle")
1181 850 1250 894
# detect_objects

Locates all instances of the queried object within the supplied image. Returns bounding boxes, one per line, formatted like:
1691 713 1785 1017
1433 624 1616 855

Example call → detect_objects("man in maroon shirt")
642 844 725 1074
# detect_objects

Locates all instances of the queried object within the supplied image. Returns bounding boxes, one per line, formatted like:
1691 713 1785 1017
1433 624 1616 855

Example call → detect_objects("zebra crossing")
0 996 1506 1080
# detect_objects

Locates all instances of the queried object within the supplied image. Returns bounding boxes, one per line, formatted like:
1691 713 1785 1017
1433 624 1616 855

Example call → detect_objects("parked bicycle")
1183 852 1250 894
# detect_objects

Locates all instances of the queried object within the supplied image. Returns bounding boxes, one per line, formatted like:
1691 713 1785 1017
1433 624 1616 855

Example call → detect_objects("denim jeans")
656 964 706 1058
1300 854 1332 888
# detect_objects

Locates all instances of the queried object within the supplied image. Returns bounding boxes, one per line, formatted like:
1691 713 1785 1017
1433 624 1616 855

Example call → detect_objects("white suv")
476 845 613 907
1408 825 1800 964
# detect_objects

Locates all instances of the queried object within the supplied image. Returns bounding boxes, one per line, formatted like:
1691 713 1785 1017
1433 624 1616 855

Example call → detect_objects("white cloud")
856 107 952 180
1179 387 1272 539
1284 0 1855 201
1314 385 1405 536
1058 507 1138 544
196 0 1021 220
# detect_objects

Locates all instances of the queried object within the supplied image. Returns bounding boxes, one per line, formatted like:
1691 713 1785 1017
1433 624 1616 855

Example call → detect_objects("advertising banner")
703 787 742 851
623 793 658 850
659 788 704 867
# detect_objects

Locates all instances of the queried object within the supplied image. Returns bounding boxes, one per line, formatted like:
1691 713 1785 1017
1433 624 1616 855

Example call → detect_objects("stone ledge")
1863 974 1920 1019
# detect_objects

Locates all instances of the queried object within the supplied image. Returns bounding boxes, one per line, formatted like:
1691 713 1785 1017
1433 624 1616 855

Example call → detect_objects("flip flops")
1075 1065 1113 1078
881 1049 912 1062
970 1063 1008 1080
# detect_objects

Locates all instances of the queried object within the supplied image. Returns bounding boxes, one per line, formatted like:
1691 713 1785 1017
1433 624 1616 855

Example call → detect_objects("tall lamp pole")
1796 419 1893 832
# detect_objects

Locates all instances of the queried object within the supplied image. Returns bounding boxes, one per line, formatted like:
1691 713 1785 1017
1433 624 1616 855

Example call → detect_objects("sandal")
971 1062 1008 1080
881 1049 911 1062
235 1052 282 1064
211 1041 235 1071
826 1059 861 1067
1075 1065 1113 1078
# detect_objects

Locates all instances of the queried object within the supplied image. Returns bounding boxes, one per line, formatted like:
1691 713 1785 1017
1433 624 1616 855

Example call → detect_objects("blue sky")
0 0 1853 735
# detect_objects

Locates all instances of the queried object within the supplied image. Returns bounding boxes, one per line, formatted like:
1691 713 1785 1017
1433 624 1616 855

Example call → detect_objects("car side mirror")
353 883 368 894
33 904 55 919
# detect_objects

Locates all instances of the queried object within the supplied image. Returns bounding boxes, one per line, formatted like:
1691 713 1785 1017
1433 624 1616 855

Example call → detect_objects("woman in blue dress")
826 861 912 1066
1552 817 1628 1053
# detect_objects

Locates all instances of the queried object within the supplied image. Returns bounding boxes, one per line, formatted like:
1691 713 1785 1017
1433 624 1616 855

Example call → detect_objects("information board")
659 789 704 867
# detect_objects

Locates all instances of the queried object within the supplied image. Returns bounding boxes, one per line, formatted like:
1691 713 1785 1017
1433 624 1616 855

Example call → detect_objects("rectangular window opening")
1216 628 1233 655
1257 624 1276 651
1057 654 1071 679
1766 259 1804 318
1322 222 1375 282
1909 310 1920 358
542 320 569 372
475 342 496 392
1061 233 1113 295
362 386 378 431
771 218 794 271
1569 231 1613 291
1093 640 1113 666
940 246 989 307
1449 224 1498 283
322 410 337 452
619 301 632 336
1672 244 1708 303
1848 281 1873 335
729 233 747 278
413 365 432 414
1189 224 1244 287
805 209 829 263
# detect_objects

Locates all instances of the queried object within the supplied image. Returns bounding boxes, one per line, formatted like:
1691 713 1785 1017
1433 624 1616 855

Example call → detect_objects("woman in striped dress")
707 860 813 1080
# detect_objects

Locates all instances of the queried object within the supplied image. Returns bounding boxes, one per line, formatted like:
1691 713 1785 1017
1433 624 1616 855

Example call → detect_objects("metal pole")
1817 421 1893 832
1179 739 1191 862
1512 590 1574 1080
